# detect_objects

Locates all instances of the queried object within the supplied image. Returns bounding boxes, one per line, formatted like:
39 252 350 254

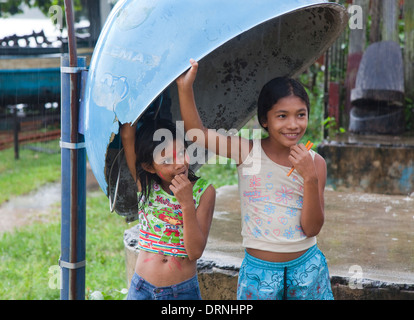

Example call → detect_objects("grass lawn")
0 140 61 204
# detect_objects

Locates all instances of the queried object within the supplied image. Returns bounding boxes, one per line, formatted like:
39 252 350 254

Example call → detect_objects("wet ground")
1 168 413 285
203 184 414 285
0 183 61 233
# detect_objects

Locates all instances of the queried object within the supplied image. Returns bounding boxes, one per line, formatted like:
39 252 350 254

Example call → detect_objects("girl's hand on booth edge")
176 59 198 89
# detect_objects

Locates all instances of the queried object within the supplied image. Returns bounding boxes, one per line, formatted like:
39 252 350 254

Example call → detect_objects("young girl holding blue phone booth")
121 117 215 300
176 59 333 300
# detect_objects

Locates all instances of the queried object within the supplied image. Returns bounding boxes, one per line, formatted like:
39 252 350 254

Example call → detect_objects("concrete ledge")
318 141 414 195
197 260 239 300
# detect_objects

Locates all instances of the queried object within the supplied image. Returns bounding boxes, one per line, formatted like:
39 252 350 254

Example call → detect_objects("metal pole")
60 0 86 300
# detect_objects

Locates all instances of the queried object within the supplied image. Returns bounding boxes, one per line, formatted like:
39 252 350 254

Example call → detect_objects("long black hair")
134 117 198 210
257 77 310 131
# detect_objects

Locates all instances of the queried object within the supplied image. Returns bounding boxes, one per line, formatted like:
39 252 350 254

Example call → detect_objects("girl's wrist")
180 201 195 212
177 84 193 94
303 174 318 185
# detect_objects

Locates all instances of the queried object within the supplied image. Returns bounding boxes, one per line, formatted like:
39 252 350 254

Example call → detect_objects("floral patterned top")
137 178 211 257
237 140 317 253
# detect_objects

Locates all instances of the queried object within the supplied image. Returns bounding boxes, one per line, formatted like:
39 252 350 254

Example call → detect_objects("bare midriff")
246 247 308 263
135 250 197 287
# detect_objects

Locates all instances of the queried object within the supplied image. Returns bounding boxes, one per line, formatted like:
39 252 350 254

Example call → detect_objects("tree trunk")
369 0 382 43
382 0 399 42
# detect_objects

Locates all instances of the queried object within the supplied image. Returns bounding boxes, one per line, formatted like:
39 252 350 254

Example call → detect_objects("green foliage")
299 68 326 146
197 156 238 188
323 116 346 138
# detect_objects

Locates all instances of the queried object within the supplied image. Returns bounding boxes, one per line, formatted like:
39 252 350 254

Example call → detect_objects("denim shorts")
237 245 334 300
127 273 202 300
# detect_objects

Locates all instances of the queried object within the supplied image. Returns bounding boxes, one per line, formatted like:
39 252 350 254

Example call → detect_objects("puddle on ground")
202 185 414 284
0 163 99 233
0 183 61 233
